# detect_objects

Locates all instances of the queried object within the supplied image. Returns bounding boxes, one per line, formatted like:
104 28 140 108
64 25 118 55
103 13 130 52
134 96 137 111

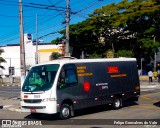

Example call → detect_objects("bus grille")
22 106 46 109
24 99 42 103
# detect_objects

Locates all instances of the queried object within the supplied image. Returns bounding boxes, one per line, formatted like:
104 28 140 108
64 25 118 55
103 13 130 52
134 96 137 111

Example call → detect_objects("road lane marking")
153 100 159 102
141 92 160 97
3 105 13 108
131 103 160 110
0 91 20 94
131 105 160 110
140 91 160 103
140 96 157 103
140 96 159 103
140 96 151 100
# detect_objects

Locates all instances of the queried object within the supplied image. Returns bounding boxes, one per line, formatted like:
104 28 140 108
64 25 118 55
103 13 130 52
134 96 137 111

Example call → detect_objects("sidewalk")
0 83 20 86
0 97 21 112
140 81 160 88
0 81 159 112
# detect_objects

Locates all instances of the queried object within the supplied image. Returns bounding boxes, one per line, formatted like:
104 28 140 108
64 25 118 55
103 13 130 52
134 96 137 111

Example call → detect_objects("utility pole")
19 0 26 85
36 14 38 64
154 36 156 71
65 0 70 56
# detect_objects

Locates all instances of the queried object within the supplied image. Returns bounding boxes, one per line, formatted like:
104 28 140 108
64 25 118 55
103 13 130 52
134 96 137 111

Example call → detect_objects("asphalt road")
0 86 20 98
0 85 160 128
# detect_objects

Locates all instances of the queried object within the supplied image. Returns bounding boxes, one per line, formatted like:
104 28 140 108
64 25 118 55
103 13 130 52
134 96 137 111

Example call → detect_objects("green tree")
89 0 160 64
0 49 6 69
51 0 160 63
50 52 61 60
116 50 133 57
51 37 62 45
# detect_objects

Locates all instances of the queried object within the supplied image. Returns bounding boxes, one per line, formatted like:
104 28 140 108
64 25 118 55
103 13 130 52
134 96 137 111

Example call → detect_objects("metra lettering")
102 86 108 89
97 85 108 90
77 66 93 77
108 66 119 73
96 83 108 86
78 73 93 76
77 69 85 73
111 74 127 78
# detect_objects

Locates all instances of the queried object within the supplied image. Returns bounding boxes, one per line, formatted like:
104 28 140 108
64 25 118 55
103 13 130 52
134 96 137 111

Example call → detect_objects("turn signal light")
24 95 28 98
135 86 140 91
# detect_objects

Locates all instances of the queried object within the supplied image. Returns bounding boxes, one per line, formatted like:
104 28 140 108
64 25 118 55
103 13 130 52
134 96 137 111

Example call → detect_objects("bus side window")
57 69 66 89
58 69 65 83
57 64 78 89
65 69 77 83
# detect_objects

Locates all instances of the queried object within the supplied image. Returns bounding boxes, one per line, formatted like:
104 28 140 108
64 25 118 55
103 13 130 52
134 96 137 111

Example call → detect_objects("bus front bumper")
21 100 58 114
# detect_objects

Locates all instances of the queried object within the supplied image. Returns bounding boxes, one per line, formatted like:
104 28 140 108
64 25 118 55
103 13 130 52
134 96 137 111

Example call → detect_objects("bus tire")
112 97 122 110
59 104 71 119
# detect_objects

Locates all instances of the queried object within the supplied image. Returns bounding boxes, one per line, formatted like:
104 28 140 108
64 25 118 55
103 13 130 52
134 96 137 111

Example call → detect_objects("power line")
70 0 111 23
0 13 63 43
0 14 34 18
0 2 17 7
0 10 64 41
1 0 19 3
0 1 66 12
0 25 65 45
0 1 64 44
54 0 64 6
48 0 54 6
71 1 100 15
0 25 17 28
38 27 65 39
0 0 109 45
0 14 18 18
28 3 65 9
25 14 64 37
0 28 19 40
0 35 19 45
47 0 65 18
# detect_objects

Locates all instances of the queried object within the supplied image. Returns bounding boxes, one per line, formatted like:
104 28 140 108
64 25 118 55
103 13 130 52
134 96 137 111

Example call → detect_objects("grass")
0 82 11 86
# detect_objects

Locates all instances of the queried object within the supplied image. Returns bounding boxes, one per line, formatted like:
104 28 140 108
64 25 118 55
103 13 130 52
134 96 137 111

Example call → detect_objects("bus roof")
34 58 137 67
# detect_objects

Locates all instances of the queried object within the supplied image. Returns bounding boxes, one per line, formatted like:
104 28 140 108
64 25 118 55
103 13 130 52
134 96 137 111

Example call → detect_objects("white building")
0 34 62 77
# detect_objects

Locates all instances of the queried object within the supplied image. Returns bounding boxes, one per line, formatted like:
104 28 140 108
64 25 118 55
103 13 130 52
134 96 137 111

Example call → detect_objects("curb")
1 85 20 87
140 85 160 88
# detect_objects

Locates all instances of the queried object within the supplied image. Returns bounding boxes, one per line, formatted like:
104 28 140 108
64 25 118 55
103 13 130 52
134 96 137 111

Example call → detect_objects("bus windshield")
22 64 59 92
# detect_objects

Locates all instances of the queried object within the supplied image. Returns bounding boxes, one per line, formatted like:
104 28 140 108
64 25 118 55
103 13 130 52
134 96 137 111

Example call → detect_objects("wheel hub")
62 108 69 117
115 99 120 107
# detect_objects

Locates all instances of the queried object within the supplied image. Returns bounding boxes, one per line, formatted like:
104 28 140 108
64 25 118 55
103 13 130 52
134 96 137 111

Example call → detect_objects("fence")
0 77 20 85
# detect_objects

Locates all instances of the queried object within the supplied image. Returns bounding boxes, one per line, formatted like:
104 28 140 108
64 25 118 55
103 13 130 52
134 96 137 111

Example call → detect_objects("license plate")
34 95 40 98
30 109 36 113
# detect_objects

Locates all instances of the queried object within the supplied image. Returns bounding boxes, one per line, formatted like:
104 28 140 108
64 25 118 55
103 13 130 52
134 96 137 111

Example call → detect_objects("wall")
0 33 62 77
38 48 61 63
1 45 20 76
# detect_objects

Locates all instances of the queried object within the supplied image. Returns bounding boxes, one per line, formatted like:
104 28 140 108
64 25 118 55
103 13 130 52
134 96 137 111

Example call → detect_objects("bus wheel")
112 97 122 110
60 104 71 119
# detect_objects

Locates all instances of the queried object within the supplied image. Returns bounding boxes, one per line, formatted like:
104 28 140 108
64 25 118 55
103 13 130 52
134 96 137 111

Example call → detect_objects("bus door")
56 64 80 107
